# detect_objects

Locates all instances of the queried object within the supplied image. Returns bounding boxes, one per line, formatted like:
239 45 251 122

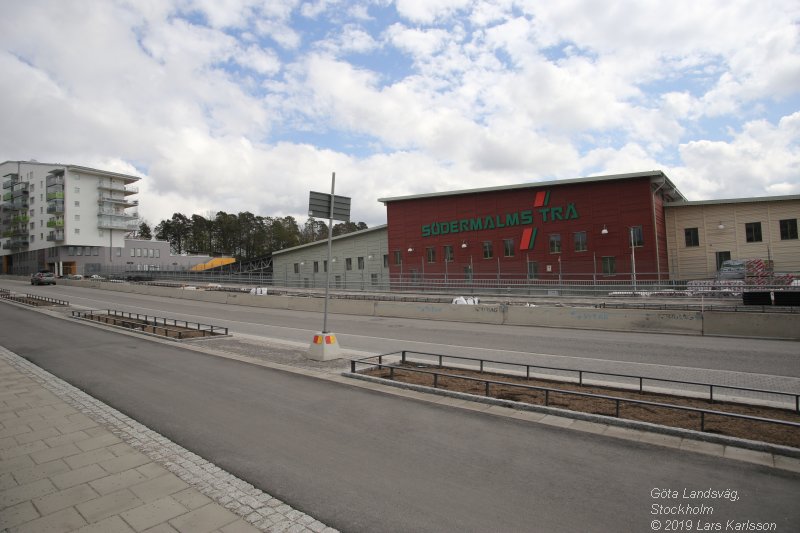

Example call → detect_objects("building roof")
378 170 686 203
665 194 800 207
1 160 140 183
272 224 387 256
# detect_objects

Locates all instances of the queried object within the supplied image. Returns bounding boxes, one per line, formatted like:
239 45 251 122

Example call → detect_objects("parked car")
31 271 56 286
716 259 746 280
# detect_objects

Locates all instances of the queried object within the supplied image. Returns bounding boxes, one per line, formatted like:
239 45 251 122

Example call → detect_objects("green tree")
138 221 152 240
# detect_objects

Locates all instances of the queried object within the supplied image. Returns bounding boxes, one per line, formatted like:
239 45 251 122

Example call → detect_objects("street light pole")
630 226 637 290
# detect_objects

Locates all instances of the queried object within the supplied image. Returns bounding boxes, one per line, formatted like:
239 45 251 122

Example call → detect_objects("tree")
332 221 368 237
138 221 152 240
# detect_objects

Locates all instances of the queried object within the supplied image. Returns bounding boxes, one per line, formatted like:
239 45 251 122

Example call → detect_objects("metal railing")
350 352 800 435
0 292 69 307
71 309 228 338
356 350 800 411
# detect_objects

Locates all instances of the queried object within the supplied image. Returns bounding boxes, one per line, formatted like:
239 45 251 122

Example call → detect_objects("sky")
1 0 799 228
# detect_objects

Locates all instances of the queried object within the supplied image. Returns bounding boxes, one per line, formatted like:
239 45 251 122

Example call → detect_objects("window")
30 197 34 205
745 222 762 243
503 239 515 257
482 241 493 259
30 209 34 216
630 226 644 247
68 246 75 256
85 247 91 256
602 256 616 275
371 274 378 285
131 248 135 257
549 234 561 253
148 249 154 258
780 219 798 240
30 222 35 230
716 251 731 270
573 231 587 252
74 214 80 221
93 247 99 256
75 201 80 207
116 248 122 257
443 245 454 262
346 258 352 270
136 248 141 257
74 228 80 234
358 256 365 269
393 250 402 265
684 228 699 247
383 254 389 268
155 249 160 258
323 260 328 272
293 263 299 274
76 246 82 255
426 247 436 263
313 261 319 273
74 187 80 193
30 235 35 243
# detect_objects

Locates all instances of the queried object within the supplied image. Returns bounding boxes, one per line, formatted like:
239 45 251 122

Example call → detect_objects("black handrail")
350 359 800 434
71 309 228 336
352 350 800 413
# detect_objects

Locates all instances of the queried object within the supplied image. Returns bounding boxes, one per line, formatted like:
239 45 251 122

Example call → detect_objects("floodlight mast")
322 172 335 334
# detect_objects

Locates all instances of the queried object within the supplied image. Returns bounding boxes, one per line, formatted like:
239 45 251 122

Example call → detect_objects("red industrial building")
379 171 686 282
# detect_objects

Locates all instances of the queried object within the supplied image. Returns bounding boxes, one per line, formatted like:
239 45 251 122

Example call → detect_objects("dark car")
31 271 56 286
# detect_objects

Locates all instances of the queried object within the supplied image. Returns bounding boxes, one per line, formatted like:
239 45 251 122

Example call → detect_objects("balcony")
47 230 65 242
2 174 19 189
47 191 64 200
47 217 65 228
98 194 138 207
47 200 65 214
97 218 139 230
4 235 29 249
98 208 138 218
46 174 65 187
97 181 138 194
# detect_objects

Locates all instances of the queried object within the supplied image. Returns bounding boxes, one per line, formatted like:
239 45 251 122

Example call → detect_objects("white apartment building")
1 160 209 276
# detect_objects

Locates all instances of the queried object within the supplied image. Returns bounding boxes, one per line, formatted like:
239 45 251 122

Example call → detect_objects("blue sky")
1 0 798 227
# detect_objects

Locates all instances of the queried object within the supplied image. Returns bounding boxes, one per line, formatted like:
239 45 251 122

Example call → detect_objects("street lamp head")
601 225 609 235
407 247 413 253
717 222 725 230
461 240 468 248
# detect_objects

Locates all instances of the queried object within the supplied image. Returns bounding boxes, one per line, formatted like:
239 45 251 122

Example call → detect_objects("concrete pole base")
308 332 342 361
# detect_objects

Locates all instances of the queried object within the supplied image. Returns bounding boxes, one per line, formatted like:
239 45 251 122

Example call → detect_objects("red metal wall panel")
386 177 667 280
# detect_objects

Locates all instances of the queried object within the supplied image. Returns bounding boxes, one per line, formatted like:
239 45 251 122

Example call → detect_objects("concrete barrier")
20 278 795 339
703 311 800 340
374 301 505 324
505 306 703 335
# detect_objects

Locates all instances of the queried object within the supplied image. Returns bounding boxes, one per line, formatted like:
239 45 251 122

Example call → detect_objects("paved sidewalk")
0 347 335 533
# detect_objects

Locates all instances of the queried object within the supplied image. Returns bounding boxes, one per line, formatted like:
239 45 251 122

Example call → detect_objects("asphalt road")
6 279 800 384
1 303 799 532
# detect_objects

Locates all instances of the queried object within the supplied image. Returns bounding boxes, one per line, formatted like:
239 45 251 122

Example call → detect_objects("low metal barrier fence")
0 291 69 307
71 309 228 338
350 353 800 435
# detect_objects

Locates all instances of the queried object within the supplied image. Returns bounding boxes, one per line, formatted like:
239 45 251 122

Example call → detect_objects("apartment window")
136 248 141 257
93 247 99 256
85 247 91 256
148 249 154 258
76 246 82 255
75 201 80 207
68 247 75 256
30 197 34 205
745 222 762 243
40 207 43 214
74 228 80 234
30 184 34 191
155 249 160 258
313 261 319 273
573 231 587 252
131 248 135 257
393 250 402 265
630 225 644 247
383 254 389 268
358 256 365 269
323 260 328 273
426 247 436 263
443 245 454 263
75 214 80 221
30 209 34 216
503 239 515 257
293 263 299 274
371 274 378 285
74 187 80 193
116 248 122 257
30 222 35 229
482 241 493 259
780 219 798 240
346 258 352 270
602 256 616 275
549 234 561 253
30 235 35 243
684 228 700 247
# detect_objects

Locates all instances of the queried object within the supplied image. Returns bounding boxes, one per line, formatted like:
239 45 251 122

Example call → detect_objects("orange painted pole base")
308 331 342 361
